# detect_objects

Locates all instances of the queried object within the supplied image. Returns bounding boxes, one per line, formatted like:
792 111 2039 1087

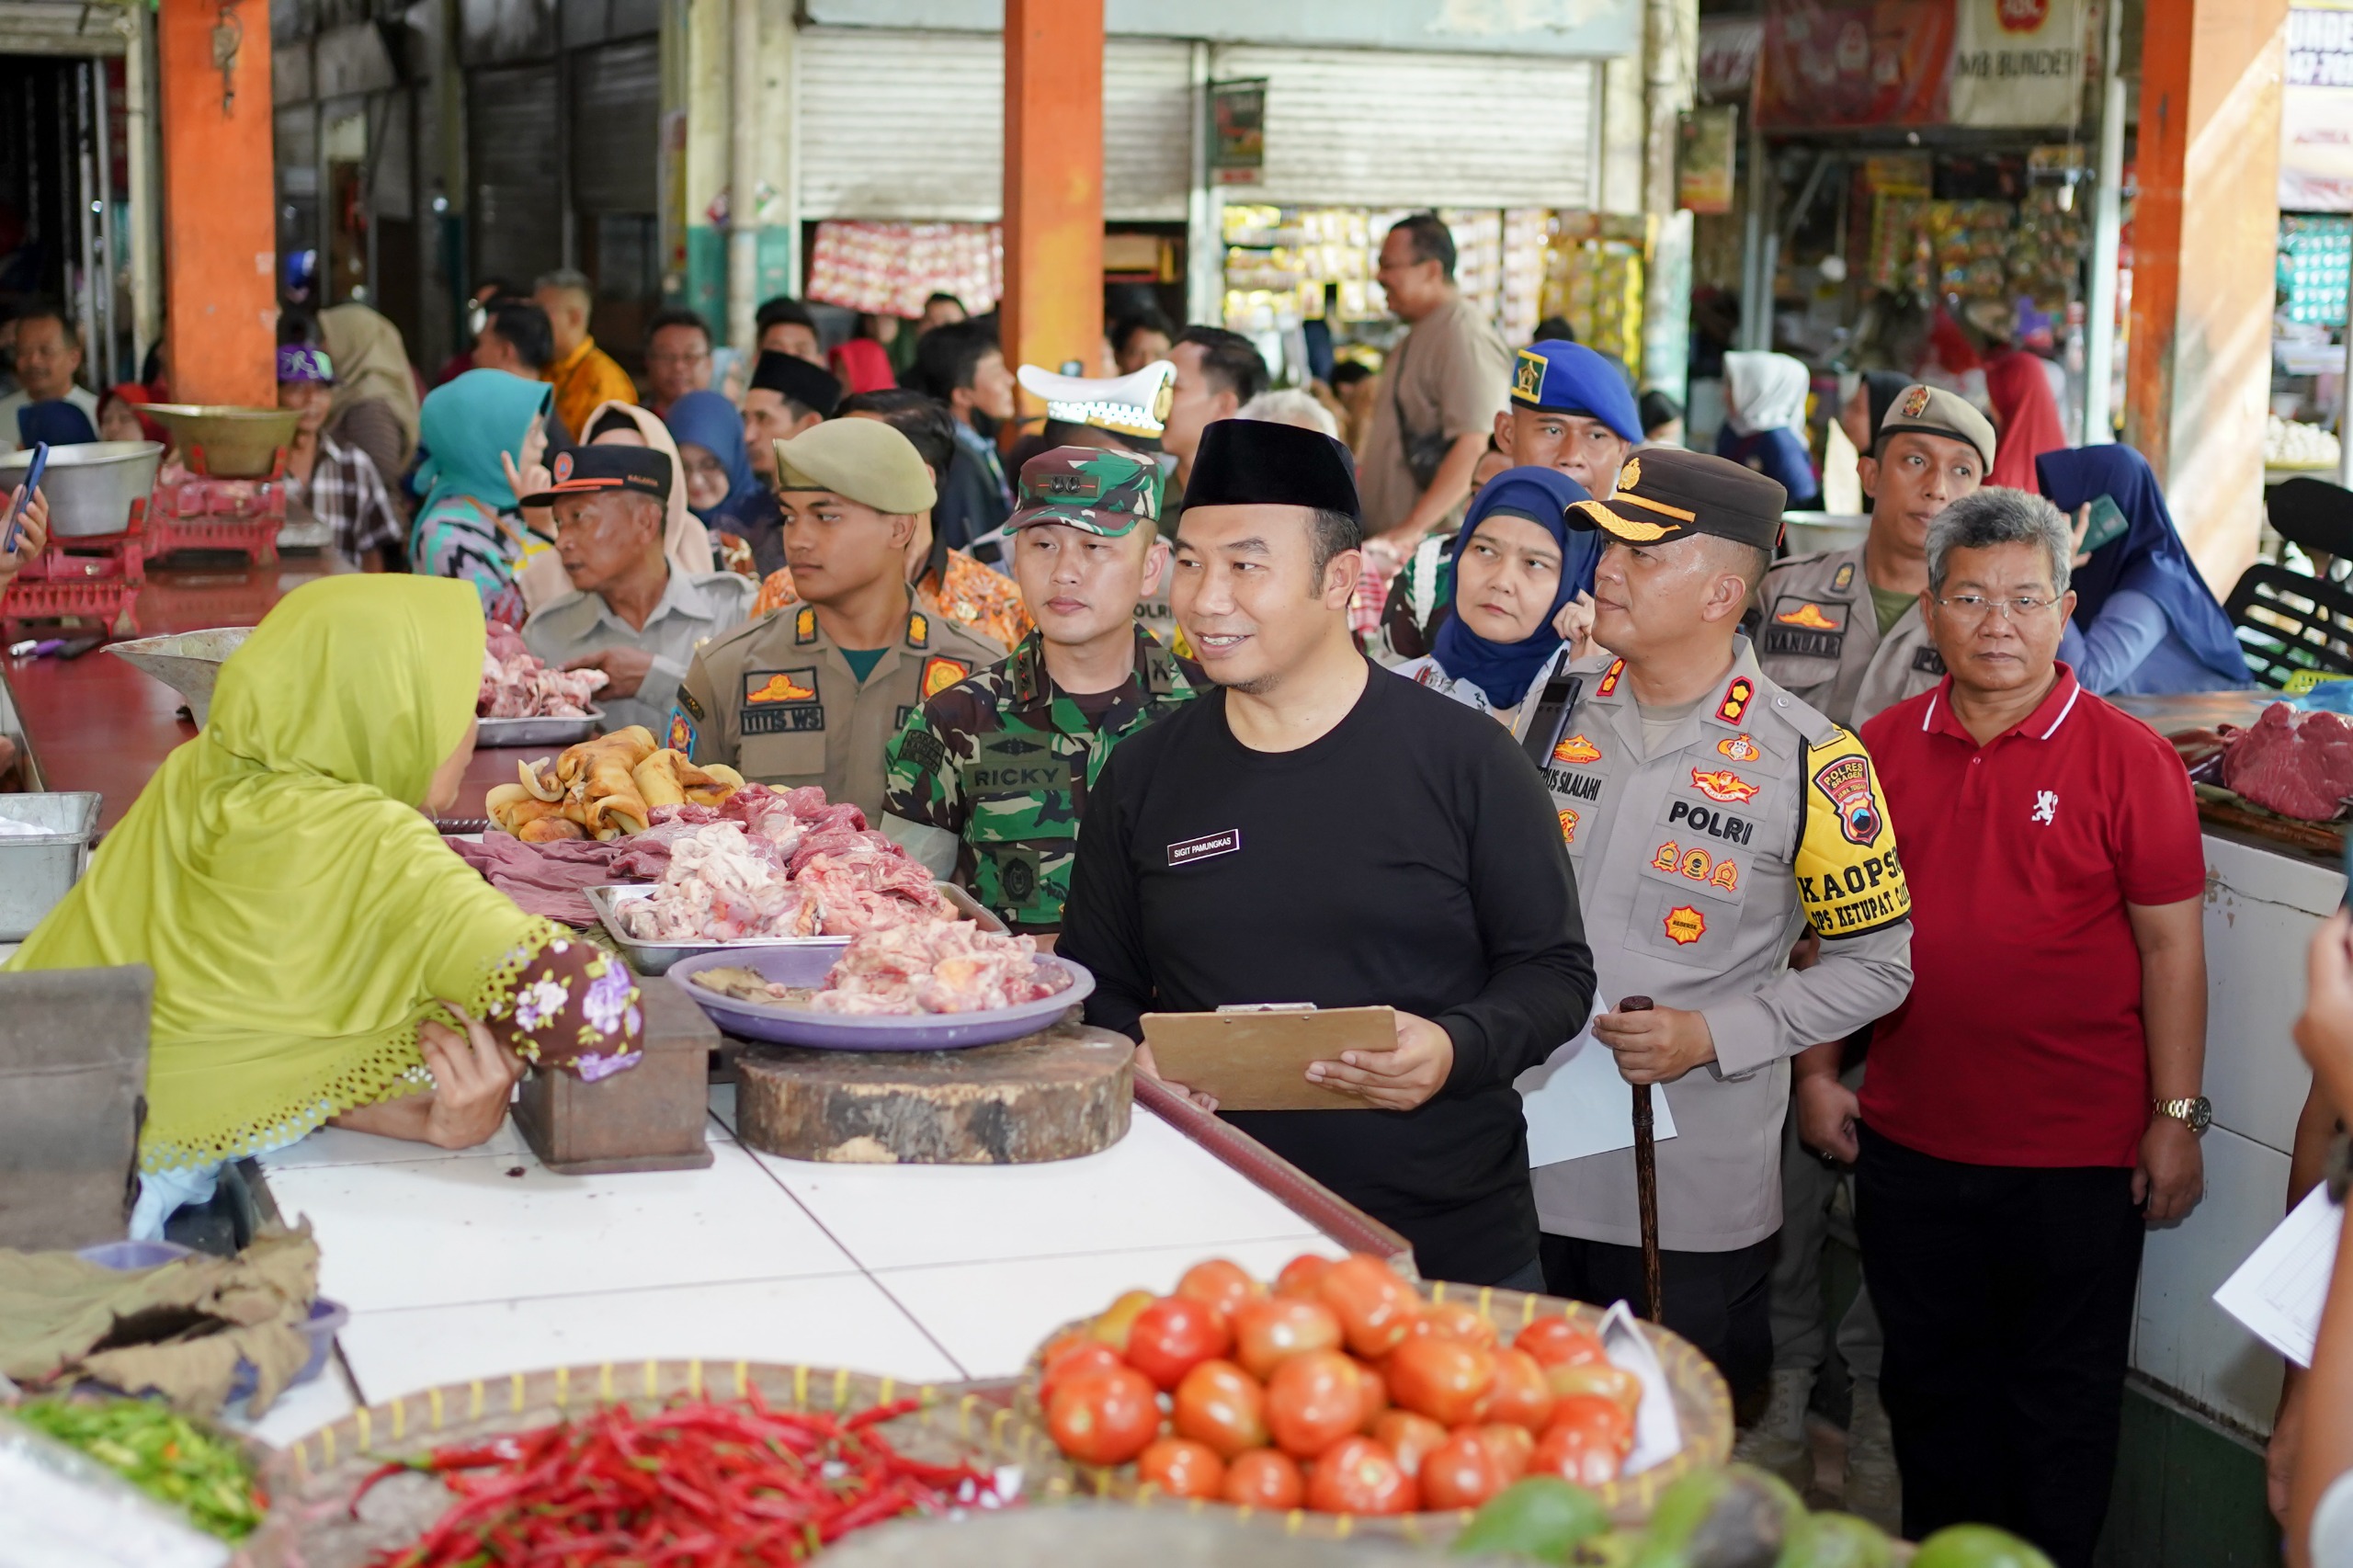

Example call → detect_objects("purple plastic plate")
666 943 1094 1051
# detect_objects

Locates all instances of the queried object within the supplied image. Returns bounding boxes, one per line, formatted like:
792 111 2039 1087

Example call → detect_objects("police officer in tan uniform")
1508 449 1915 1399
1741 384 1992 1507
1754 385 1995 728
670 418 1003 819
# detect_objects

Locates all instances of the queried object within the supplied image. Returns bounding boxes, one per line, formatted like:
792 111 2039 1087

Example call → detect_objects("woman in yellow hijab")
6 576 643 1235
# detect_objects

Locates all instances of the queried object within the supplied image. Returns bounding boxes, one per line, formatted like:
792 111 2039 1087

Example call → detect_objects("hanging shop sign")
1949 0 2086 127
2283 6 2353 212
1209 78 1267 187
1756 0 1953 130
1678 106 1739 214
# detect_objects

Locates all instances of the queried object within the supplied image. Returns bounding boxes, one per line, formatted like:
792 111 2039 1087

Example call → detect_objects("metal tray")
667 945 1094 1051
590 880 1007 975
0 791 101 941
474 709 606 748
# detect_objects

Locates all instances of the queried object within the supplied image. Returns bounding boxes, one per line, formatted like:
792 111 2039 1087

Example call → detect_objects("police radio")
1518 668 1586 775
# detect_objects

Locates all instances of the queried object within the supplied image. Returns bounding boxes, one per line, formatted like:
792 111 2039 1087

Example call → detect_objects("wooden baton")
1620 994 1665 1324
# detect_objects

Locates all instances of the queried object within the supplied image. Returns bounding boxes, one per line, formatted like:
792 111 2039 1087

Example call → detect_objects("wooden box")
513 976 717 1175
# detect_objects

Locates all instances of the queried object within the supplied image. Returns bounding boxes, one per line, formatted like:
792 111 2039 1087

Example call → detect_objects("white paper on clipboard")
2214 1184 2343 1368
1515 1024 1678 1167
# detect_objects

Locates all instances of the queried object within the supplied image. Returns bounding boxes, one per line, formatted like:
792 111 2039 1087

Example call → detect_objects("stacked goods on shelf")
1540 214 1647 375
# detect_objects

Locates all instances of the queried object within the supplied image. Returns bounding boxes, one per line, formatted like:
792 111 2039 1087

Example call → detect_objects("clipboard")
1140 1006 1398 1110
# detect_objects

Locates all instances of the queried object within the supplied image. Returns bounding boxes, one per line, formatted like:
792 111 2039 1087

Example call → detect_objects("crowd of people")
1 210 2336 1568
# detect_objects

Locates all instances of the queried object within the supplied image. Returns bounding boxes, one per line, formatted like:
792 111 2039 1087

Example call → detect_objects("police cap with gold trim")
1567 448 1787 552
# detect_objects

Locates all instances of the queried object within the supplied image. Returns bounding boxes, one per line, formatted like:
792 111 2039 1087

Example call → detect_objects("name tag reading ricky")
1168 828 1241 867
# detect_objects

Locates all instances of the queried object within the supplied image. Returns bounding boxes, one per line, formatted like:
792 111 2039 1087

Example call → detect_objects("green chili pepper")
10 1396 264 1541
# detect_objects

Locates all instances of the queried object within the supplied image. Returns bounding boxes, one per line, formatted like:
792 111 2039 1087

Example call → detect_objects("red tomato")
1356 1358 1390 1432
1047 1364 1163 1466
1222 1448 1305 1509
1275 1254 1334 1300
1266 1349 1370 1460
1370 1409 1450 1478
1417 1429 1507 1511
1531 1417 1622 1487
1385 1335 1497 1427
1549 1392 1636 1458
1137 1436 1226 1499
1407 1301 1498 1347
1468 1422 1534 1482
1172 1358 1268 1460
1089 1289 1157 1353
1473 1347 1556 1431
1317 1255 1423 1359
1126 1296 1233 1390
1233 1296 1345 1381
1304 1435 1420 1516
1176 1258 1265 1330
1039 1340 1124 1410
1544 1361 1643 1418
1515 1317 1608 1369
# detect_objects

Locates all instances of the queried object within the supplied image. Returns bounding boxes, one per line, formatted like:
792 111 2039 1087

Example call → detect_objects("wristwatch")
2153 1096 2212 1132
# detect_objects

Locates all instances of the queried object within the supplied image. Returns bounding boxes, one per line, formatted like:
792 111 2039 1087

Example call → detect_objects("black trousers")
1856 1127 2143 1568
1540 1231 1777 1403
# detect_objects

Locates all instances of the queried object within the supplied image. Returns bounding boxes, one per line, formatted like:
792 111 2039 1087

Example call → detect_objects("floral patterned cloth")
480 933 646 1082
750 551 1030 652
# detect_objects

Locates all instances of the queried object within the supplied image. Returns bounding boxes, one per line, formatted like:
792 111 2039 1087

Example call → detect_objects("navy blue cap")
1508 339 1643 444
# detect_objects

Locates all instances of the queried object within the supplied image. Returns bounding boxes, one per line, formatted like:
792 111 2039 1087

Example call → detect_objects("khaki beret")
1877 383 1997 472
772 418 938 514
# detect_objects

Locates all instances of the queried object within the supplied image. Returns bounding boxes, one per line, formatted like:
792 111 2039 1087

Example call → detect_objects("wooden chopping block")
735 1018 1133 1165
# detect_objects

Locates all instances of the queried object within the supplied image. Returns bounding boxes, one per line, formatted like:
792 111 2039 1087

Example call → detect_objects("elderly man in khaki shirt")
1358 212 1513 546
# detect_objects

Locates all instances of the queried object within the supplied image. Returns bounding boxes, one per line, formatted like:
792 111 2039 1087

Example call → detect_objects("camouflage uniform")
880 628 1199 933
880 444 1194 934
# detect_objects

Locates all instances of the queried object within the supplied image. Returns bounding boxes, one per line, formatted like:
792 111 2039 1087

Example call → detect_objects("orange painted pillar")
1002 0 1104 398
2123 0 2287 596
157 0 276 407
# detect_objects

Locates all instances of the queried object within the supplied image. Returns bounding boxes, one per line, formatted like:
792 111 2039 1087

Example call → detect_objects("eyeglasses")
646 347 710 368
1935 594 2063 623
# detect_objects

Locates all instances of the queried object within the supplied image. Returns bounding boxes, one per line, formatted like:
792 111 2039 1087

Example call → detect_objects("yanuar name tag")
1167 828 1241 867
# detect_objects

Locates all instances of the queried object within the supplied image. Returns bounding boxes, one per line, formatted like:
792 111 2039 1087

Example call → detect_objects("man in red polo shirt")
1833 486 2209 1567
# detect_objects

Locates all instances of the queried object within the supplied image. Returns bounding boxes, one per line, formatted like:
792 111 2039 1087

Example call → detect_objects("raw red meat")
2220 703 2353 821
480 644 607 719
449 835 634 926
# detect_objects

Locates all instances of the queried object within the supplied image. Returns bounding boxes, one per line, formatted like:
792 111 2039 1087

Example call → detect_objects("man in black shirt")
1058 419 1597 1286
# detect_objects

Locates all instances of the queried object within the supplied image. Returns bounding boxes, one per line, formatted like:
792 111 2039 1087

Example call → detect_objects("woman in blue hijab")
662 390 764 530
1392 466 1599 719
2036 445 2250 695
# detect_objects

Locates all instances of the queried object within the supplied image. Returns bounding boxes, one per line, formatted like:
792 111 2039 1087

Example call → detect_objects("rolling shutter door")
570 36 659 214
468 61 562 287
1207 45 1598 210
794 29 1190 222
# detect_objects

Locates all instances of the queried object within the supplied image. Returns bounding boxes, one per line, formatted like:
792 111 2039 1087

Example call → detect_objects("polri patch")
921 656 972 699
1167 828 1241 867
1663 904 1707 945
745 668 820 705
667 709 698 755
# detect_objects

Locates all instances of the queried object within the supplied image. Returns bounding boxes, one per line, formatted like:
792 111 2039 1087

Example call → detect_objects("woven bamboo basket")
1017 1279 1733 1543
240 1360 1054 1568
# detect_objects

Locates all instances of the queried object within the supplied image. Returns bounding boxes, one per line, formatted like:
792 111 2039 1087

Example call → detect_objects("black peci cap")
1566 448 1786 552
1183 417 1360 521
750 350 842 418
517 444 674 508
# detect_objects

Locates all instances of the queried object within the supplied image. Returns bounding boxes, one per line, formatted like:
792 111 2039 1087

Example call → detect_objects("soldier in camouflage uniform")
881 448 1201 936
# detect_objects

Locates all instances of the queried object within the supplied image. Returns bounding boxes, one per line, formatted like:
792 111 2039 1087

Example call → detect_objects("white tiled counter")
244 1080 1345 1432
2131 828 2341 1437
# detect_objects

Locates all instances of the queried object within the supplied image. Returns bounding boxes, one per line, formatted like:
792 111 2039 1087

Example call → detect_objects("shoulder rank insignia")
1596 657 1626 697
794 605 817 645
1831 561 1856 592
920 656 972 699
906 611 930 649
676 685 705 722
1715 676 1755 723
